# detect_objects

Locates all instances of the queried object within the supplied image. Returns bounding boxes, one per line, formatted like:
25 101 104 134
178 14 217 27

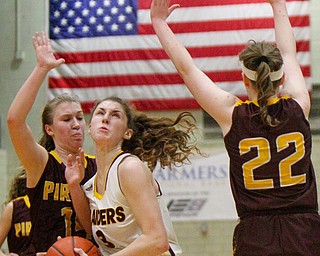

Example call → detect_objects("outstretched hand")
32 31 65 71
65 148 86 186
150 0 180 21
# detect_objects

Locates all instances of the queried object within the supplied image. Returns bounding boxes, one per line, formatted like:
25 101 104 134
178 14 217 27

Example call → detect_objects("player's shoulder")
1 200 13 216
119 154 142 170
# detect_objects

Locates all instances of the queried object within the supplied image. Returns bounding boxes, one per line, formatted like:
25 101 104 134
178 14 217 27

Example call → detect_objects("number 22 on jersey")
239 132 306 190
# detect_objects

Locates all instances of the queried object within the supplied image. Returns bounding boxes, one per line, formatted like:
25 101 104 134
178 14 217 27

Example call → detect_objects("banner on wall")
153 151 238 221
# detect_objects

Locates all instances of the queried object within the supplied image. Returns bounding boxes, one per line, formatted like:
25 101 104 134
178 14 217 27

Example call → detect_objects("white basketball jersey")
82 152 182 255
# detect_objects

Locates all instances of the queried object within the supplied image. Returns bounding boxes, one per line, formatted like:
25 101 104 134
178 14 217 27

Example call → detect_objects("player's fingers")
67 154 73 167
168 4 180 15
74 248 87 256
80 149 85 165
32 35 38 49
40 31 47 45
57 58 65 65
36 252 47 256
35 31 43 46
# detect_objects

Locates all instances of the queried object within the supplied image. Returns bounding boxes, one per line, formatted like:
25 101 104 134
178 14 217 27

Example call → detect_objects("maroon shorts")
233 212 320 256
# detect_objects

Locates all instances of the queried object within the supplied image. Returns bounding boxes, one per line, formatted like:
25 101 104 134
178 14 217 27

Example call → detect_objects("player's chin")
70 140 84 150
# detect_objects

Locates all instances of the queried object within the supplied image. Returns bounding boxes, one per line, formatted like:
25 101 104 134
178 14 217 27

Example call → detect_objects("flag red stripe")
139 16 309 34
138 0 304 9
54 41 309 64
48 71 241 88
81 99 202 112
49 66 310 89
54 45 243 64
81 95 251 112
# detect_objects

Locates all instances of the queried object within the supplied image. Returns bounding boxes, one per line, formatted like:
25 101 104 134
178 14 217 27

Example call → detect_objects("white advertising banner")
153 151 238 221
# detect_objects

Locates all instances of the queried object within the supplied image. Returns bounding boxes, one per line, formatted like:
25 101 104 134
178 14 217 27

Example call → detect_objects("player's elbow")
7 108 23 129
176 62 194 78
152 232 170 254
7 111 16 127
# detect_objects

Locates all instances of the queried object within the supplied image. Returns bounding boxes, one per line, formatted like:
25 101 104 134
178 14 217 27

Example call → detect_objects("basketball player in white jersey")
66 96 203 255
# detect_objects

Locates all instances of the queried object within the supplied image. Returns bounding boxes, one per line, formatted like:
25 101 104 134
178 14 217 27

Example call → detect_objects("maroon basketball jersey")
26 151 96 252
7 195 32 254
224 97 318 218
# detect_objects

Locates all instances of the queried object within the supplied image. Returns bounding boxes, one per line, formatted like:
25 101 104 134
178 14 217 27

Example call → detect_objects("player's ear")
44 124 54 136
123 129 133 140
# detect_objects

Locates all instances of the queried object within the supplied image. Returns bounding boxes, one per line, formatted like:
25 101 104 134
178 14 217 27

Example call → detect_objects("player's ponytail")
239 41 283 127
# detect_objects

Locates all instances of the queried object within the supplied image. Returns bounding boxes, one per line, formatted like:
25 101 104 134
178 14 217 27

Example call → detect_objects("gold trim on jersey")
235 96 291 107
13 195 31 208
49 150 91 168
23 195 31 208
94 151 124 200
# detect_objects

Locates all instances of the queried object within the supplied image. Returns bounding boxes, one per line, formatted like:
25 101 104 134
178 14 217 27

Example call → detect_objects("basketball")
47 236 100 256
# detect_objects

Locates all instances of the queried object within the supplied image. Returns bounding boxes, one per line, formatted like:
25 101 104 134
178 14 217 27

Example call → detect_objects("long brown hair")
2 169 27 207
239 41 283 127
91 96 204 171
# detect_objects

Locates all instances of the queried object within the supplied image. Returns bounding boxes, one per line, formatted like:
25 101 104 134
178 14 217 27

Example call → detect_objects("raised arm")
7 32 65 186
268 0 310 116
150 0 238 135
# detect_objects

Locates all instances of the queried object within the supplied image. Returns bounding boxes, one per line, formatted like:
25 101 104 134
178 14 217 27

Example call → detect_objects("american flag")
48 0 311 113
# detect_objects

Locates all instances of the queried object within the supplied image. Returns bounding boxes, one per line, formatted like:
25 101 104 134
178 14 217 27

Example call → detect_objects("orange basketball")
47 236 100 256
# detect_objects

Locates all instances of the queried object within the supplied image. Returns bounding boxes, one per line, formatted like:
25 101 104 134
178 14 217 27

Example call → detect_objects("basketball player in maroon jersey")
151 0 320 255
0 170 31 255
7 32 97 254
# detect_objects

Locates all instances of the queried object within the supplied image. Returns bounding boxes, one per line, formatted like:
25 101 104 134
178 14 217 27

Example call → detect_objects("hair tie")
259 55 268 64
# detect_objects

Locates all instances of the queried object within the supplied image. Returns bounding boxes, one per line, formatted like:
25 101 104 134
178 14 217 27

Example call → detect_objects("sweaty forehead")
97 100 124 112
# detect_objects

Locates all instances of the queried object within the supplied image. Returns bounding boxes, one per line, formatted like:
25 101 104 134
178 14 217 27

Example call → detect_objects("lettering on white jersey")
91 207 125 225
